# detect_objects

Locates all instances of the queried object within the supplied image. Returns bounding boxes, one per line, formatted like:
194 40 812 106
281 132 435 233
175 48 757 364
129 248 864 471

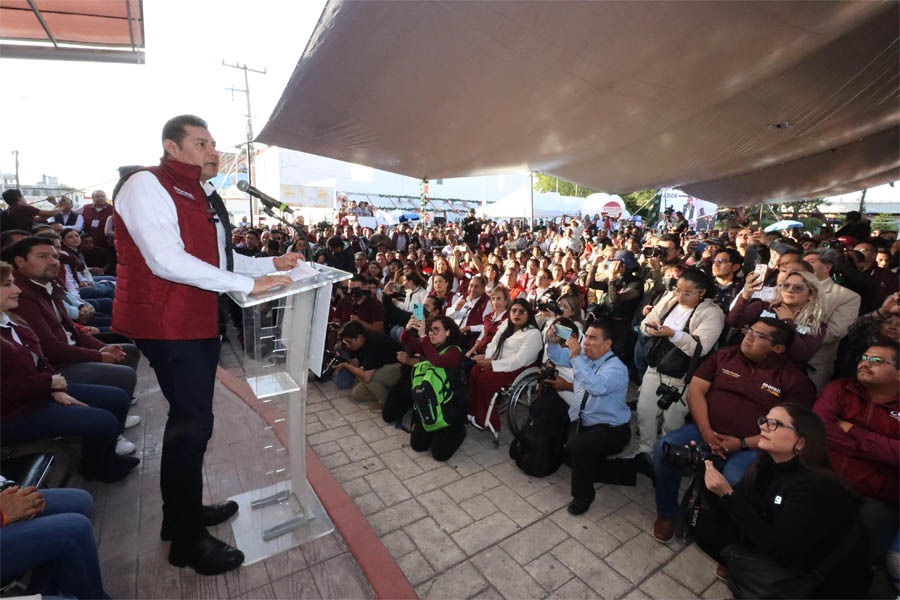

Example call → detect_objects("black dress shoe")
633 452 656 484
567 497 593 516
168 534 244 575
160 501 239 541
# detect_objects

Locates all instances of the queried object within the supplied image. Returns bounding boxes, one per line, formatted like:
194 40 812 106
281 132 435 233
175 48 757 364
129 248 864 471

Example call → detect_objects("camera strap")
678 334 704 399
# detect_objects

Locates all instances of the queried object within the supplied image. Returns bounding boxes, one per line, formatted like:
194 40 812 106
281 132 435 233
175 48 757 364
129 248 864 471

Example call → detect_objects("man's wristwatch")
739 437 749 451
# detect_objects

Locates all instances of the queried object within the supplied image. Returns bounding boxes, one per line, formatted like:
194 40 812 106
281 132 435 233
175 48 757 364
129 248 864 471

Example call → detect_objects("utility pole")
12 150 19 188
223 60 266 225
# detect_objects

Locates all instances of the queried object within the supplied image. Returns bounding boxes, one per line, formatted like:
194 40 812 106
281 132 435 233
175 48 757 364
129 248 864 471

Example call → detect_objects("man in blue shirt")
564 319 632 515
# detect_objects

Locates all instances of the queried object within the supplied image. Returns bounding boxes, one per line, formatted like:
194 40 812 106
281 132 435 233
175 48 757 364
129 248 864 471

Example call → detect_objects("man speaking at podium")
113 115 300 575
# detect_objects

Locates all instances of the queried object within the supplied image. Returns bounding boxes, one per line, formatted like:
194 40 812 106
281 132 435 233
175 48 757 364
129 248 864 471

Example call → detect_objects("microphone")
236 180 294 214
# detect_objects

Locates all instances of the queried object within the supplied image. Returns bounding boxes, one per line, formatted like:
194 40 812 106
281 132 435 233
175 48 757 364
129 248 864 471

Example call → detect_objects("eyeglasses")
779 282 807 293
428 328 444 334
859 354 893 366
509 307 528 315
673 287 700 297
741 326 776 343
757 416 798 433
711 259 732 265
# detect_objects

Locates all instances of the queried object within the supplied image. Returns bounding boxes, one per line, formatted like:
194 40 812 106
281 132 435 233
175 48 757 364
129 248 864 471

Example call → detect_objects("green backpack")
411 346 460 432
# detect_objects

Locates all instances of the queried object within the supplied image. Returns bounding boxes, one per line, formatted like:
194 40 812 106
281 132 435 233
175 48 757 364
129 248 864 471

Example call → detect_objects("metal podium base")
228 479 335 565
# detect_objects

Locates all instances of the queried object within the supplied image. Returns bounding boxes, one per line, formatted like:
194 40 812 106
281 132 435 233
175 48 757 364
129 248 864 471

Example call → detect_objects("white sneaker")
116 435 136 455
124 414 141 429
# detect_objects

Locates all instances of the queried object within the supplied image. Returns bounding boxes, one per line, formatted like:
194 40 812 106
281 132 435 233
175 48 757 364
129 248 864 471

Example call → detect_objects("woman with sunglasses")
727 269 825 363
695 403 869 598
466 298 543 431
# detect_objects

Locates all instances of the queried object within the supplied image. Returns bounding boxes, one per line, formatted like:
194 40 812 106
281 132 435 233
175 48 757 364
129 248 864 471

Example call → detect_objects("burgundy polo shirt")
335 295 385 324
693 345 817 438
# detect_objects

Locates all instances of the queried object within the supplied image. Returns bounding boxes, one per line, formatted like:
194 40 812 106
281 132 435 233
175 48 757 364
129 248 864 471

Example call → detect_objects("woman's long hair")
0 261 26 327
773 271 824 336
742 403 844 509
492 298 538 360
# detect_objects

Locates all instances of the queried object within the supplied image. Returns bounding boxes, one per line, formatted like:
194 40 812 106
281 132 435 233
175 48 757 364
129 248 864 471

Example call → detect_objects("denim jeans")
0 383 126 471
654 423 758 518
0 488 109 599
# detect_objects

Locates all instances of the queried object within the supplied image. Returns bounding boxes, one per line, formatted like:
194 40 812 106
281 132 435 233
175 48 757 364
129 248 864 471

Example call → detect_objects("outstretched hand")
251 275 293 295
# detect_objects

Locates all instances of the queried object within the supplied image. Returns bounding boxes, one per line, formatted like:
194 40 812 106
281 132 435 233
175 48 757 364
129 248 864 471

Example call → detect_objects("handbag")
644 303 701 378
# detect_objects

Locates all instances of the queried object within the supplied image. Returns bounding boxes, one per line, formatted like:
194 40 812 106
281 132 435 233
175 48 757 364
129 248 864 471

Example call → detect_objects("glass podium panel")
225 263 351 564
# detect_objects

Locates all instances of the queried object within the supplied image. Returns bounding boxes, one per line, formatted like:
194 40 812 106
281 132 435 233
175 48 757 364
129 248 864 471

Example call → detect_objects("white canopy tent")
258 1 899 207
480 184 585 219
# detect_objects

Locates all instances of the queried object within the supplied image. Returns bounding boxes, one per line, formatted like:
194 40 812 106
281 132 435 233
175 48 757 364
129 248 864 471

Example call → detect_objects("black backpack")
509 387 570 477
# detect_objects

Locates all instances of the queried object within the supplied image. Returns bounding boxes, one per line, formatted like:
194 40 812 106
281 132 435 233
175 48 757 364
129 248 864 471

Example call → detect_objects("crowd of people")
2 165 898 597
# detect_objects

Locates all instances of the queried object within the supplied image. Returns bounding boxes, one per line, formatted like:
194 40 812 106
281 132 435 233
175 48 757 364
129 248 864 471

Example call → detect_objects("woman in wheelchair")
466 298 543 431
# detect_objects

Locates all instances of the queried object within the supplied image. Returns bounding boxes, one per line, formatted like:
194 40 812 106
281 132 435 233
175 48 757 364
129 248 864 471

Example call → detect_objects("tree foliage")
533 173 596 197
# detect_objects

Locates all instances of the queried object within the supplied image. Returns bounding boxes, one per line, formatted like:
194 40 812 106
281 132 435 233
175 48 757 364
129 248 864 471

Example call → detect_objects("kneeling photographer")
651 318 817 544
561 319 631 516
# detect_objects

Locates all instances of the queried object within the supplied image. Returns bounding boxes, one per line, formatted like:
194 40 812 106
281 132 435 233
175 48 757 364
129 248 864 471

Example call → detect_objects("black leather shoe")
168 534 244 575
160 501 239 541
634 452 656 484
567 497 593 516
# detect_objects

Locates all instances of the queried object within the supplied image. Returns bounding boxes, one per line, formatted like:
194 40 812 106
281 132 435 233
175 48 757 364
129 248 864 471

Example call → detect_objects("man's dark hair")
845 211 861 223
2 189 22 207
338 320 367 340
586 317 615 342
658 233 680 247
34 230 61 242
717 247 743 266
349 274 366 284
754 317 795 349
162 114 208 147
1 236 54 266
0 229 30 249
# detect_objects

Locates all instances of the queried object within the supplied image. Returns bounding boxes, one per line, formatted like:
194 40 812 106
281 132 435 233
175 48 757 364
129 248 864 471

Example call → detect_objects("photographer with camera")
562 319 632 515
651 318 817 544
333 321 402 410
636 269 724 462
333 275 384 335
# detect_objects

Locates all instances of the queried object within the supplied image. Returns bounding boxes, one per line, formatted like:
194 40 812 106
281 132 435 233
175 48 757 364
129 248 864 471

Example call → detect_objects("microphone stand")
260 206 313 265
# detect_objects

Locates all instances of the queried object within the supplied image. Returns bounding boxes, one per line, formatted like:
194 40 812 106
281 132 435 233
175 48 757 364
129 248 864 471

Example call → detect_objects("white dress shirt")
116 172 275 294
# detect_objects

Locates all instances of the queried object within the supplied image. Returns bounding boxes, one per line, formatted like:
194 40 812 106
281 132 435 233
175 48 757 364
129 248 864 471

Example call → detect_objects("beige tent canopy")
258 0 899 207
0 0 144 64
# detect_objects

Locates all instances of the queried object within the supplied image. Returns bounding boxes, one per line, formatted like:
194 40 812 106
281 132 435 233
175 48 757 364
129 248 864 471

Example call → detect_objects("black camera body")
661 441 714 472
349 287 370 299
656 383 682 410
642 247 666 258
320 350 349 380
538 365 558 391
538 299 562 315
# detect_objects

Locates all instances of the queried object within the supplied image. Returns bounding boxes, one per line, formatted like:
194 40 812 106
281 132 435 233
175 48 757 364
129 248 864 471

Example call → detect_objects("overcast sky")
0 0 327 194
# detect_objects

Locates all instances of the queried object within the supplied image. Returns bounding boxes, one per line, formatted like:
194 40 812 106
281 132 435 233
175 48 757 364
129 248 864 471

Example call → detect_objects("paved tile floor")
73 339 730 599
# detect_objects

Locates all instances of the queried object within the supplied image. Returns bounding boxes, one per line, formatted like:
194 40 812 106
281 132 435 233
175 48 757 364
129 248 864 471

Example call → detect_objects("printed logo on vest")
760 382 781 397
720 368 741 378
172 186 195 200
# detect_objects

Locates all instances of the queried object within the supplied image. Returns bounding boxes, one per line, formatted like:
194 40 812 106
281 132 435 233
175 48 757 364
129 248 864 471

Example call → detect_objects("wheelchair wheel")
507 372 540 437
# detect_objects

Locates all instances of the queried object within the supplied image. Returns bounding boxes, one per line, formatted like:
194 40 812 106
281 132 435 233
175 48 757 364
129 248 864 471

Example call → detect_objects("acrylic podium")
226 263 350 564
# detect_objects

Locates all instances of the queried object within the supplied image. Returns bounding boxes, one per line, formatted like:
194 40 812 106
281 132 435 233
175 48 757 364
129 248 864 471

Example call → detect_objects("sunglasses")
779 282 807 293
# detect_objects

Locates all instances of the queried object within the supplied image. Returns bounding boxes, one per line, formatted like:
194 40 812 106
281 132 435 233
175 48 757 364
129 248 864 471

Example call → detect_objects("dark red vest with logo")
112 159 219 340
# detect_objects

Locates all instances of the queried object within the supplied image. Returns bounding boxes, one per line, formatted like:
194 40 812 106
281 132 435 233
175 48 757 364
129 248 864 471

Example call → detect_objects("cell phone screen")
554 324 573 340
753 264 767 280
412 303 425 321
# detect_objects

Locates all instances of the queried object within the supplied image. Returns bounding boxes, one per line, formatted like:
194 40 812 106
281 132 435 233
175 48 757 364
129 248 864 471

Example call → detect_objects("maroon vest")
112 159 219 340
81 204 113 247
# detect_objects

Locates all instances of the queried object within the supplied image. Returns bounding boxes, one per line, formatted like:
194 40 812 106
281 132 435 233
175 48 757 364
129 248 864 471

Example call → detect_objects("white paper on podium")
285 262 320 282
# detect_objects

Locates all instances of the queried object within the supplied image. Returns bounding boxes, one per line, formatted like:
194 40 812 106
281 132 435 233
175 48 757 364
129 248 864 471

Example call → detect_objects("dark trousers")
410 419 466 462
136 338 220 542
567 422 631 501
0 383 126 472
